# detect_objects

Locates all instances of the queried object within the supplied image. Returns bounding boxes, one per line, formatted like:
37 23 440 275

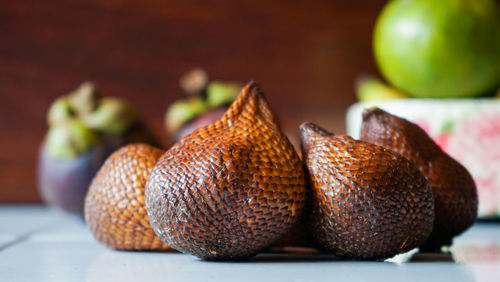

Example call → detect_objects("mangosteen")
37 82 159 216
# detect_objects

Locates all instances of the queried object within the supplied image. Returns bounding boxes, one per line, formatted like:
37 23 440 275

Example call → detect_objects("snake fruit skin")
300 122 434 260
145 81 308 260
360 108 478 250
271 218 313 248
84 144 173 251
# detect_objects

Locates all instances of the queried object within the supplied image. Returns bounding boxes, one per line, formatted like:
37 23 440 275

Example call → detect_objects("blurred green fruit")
81 97 138 135
164 97 208 135
374 0 500 98
206 81 242 107
45 119 99 159
67 81 99 116
47 97 73 125
356 76 408 101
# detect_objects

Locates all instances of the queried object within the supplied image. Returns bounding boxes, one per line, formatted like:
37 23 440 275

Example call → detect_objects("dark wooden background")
0 0 388 202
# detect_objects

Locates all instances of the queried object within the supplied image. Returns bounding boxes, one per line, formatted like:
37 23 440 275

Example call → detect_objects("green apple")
374 0 500 98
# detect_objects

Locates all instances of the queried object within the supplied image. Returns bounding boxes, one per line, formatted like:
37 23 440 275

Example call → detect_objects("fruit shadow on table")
204 248 456 263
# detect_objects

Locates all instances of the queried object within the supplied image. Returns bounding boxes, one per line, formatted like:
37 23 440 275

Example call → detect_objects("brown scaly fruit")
145 81 308 260
85 144 173 251
264 207 316 253
300 122 434 260
360 108 478 251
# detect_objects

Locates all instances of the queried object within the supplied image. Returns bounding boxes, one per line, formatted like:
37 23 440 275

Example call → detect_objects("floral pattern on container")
415 112 500 218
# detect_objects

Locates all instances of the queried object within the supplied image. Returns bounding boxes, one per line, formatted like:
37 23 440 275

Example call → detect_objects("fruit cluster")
84 81 477 261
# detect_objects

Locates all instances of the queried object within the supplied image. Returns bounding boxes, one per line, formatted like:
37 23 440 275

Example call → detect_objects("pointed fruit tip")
300 122 333 137
240 80 263 100
221 81 272 125
362 107 386 122
299 122 333 152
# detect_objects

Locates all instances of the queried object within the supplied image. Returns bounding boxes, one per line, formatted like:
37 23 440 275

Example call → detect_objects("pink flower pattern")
415 113 500 217
447 112 500 217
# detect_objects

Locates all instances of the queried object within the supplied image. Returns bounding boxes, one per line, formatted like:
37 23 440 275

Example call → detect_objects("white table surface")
0 205 499 282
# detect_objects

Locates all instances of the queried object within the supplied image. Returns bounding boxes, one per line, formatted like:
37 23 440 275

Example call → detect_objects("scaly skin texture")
360 108 478 251
84 144 173 251
301 122 434 260
145 81 308 260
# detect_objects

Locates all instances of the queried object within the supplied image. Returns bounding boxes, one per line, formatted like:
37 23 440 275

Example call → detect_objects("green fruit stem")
81 97 138 135
45 82 142 158
67 82 99 116
47 97 73 125
45 119 99 159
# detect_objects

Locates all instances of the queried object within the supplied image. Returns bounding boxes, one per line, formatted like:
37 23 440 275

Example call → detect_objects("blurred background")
0 0 408 203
